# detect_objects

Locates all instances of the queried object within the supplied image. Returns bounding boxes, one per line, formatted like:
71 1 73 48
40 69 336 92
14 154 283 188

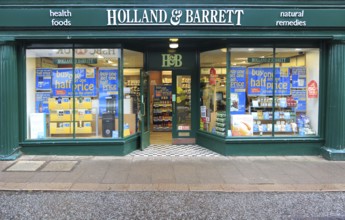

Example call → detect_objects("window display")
200 49 227 134
200 47 319 138
26 48 121 139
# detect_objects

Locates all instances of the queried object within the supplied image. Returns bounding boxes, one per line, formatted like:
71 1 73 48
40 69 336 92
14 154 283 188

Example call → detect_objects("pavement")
1 150 345 192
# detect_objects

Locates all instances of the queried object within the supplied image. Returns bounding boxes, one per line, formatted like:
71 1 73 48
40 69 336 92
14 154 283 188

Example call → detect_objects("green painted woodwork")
197 131 322 156
1 0 345 6
0 43 21 160
140 70 150 150
322 41 345 160
21 134 139 156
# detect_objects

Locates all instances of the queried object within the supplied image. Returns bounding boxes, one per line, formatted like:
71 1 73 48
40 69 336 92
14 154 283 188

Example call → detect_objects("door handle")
141 95 146 117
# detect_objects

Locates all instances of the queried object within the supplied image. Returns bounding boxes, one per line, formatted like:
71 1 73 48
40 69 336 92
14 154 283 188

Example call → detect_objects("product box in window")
50 122 71 134
231 115 253 136
75 109 93 121
48 97 70 110
74 97 92 109
50 110 72 121
72 122 92 134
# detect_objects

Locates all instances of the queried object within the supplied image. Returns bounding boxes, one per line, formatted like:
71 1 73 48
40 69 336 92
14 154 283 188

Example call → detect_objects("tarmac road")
1 191 345 220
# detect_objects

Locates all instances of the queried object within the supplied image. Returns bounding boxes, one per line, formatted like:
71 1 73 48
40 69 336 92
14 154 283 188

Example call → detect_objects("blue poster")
230 67 246 114
248 67 290 96
292 89 307 112
291 67 306 88
35 92 51 113
99 69 118 116
36 68 52 90
52 68 97 97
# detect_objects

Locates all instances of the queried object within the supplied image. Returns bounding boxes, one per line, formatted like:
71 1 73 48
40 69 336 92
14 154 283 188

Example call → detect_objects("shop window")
26 48 121 139
123 49 144 136
200 49 227 135
228 48 319 137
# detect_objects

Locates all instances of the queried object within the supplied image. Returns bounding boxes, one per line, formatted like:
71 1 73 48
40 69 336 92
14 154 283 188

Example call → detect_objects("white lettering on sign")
276 10 306 27
107 9 244 26
50 9 72 26
107 9 168 25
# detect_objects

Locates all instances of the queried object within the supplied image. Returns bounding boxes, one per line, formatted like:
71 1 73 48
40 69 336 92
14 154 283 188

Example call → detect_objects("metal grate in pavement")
127 144 222 157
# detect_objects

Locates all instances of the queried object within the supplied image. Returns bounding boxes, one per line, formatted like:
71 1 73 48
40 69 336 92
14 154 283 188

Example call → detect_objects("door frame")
140 70 150 150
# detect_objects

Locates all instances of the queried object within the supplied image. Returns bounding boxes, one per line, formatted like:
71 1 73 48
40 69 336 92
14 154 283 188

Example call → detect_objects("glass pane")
26 48 73 139
26 48 122 139
274 48 319 137
228 47 319 138
229 48 274 137
176 75 191 130
75 48 120 138
200 49 226 136
123 49 144 136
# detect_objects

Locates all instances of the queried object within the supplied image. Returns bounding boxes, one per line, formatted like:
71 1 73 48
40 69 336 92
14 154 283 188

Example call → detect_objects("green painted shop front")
1 1 345 159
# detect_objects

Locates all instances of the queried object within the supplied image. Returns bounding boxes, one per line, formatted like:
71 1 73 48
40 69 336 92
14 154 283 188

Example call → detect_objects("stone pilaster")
0 41 21 160
322 41 345 160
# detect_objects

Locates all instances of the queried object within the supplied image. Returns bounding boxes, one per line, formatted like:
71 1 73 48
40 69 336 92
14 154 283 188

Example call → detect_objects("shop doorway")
149 70 195 145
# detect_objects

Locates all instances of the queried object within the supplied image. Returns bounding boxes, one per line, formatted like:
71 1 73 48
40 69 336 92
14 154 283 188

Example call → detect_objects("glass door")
172 73 192 139
140 71 150 150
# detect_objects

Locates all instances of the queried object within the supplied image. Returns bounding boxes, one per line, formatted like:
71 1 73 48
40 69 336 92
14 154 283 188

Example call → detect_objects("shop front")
1 1 345 160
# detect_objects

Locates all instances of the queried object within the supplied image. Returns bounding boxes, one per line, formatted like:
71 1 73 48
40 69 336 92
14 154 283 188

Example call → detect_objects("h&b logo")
161 54 183 67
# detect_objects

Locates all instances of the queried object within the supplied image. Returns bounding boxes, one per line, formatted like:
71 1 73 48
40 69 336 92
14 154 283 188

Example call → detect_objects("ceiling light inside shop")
169 38 179 42
169 43 179 49
248 48 254 51
295 48 302 51
97 54 104 59
220 48 227 53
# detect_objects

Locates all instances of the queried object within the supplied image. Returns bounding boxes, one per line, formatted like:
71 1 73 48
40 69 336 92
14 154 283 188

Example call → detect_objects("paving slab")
41 160 79 172
0 161 15 171
5 161 46 172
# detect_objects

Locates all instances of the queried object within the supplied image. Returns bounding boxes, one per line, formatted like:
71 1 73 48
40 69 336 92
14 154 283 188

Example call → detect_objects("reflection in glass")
176 75 191 130
26 48 121 140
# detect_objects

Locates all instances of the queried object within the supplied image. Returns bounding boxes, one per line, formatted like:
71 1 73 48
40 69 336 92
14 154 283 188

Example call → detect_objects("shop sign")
161 54 183 67
2 8 345 28
53 58 97 65
107 9 244 26
148 52 196 70
308 80 318 98
248 57 290 63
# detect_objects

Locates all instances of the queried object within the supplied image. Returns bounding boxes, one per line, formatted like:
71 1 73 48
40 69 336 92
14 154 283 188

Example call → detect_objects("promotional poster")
52 68 97 97
248 67 290 96
230 67 246 114
36 68 52 90
99 69 119 116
